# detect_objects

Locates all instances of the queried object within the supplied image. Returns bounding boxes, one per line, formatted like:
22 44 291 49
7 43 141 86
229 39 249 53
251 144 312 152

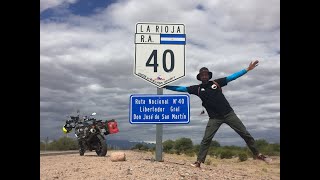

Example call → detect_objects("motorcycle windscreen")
107 121 119 134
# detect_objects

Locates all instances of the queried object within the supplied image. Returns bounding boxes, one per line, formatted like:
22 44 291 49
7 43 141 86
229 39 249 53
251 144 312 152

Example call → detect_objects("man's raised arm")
226 60 259 83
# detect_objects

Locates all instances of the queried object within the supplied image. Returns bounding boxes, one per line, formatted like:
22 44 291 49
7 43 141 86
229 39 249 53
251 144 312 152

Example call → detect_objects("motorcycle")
62 112 119 156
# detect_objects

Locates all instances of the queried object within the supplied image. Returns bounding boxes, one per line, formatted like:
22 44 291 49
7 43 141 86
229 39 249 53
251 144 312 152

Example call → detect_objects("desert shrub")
238 152 248 162
167 149 175 154
185 150 195 157
140 144 149 151
208 147 223 157
205 158 212 165
220 150 235 159
163 139 175 152
174 138 193 154
271 143 280 152
47 137 78 150
210 140 221 147
259 144 280 156
193 144 200 154
132 143 144 150
255 139 269 150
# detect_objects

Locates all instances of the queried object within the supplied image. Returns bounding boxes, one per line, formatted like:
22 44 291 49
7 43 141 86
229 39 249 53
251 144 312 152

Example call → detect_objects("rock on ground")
110 152 126 162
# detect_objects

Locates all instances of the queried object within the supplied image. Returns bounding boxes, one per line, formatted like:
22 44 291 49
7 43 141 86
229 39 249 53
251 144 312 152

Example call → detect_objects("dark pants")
197 111 259 163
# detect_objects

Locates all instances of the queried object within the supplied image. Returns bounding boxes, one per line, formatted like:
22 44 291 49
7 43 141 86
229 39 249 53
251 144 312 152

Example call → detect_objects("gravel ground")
40 150 280 180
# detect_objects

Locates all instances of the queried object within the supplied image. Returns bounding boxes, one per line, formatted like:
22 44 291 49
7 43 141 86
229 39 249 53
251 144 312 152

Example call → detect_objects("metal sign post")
156 87 163 161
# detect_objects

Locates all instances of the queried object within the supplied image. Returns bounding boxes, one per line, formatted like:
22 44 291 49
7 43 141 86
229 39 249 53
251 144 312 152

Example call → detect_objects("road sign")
134 23 186 88
129 94 190 124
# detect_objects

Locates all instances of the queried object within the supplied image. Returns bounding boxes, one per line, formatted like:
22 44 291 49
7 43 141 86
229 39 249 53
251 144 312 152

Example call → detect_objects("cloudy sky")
40 0 280 146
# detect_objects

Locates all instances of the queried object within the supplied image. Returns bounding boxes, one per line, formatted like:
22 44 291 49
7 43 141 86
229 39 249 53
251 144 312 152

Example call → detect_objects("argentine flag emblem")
160 34 186 45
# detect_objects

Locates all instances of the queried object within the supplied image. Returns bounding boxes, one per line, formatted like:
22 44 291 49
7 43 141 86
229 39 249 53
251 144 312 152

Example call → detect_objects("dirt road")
40 150 280 180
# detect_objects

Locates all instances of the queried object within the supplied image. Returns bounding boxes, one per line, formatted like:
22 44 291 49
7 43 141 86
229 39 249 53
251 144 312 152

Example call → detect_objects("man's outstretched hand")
247 60 259 71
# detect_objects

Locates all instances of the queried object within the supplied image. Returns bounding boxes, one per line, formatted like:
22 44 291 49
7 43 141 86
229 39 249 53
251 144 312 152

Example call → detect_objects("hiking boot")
190 161 201 168
256 153 272 163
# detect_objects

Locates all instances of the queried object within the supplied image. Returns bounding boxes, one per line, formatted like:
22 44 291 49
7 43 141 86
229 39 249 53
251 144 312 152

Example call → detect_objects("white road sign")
134 23 186 88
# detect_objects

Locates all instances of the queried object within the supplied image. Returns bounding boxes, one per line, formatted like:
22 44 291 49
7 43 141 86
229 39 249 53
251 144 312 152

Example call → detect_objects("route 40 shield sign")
134 23 186 88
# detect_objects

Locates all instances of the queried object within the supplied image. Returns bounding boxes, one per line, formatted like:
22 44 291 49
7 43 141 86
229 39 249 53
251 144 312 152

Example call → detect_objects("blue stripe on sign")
160 34 186 38
161 41 186 45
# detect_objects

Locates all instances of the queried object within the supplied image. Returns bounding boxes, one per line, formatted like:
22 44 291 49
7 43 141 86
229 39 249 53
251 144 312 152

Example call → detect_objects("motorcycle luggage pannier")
105 119 119 134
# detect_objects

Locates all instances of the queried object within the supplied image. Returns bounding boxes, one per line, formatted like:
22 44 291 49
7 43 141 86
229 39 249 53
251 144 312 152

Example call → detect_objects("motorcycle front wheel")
78 139 86 156
95 134 108 156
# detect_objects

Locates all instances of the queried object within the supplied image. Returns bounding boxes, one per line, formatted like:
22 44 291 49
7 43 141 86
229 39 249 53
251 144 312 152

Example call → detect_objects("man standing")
164 60 272 167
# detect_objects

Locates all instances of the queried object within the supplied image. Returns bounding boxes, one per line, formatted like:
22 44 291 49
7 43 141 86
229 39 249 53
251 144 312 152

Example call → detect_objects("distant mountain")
106 139 155 150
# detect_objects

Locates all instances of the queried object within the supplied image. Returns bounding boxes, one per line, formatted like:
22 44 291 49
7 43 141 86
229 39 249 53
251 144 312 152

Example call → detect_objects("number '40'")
146 50 175 72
